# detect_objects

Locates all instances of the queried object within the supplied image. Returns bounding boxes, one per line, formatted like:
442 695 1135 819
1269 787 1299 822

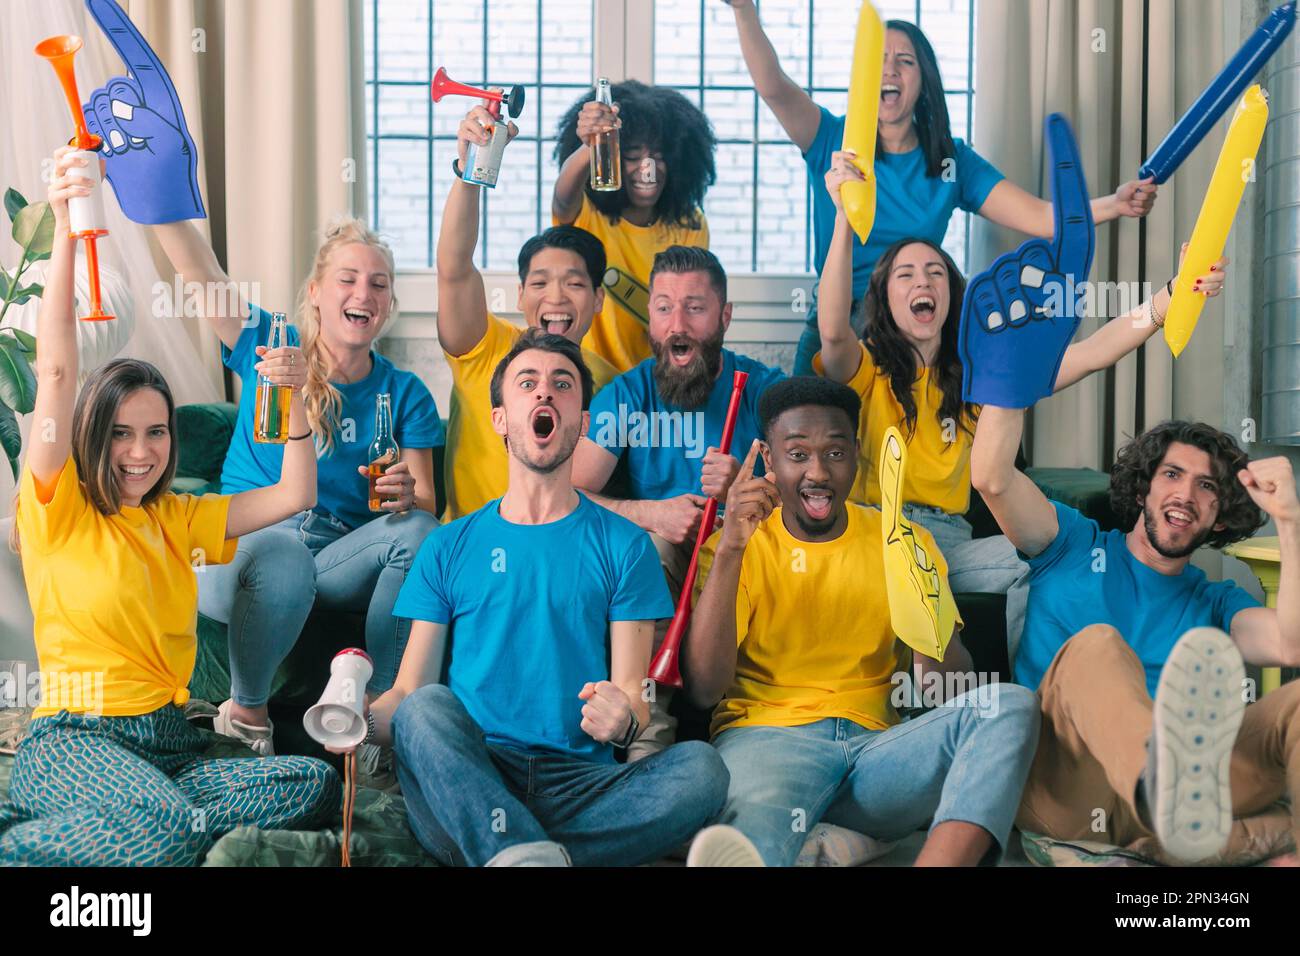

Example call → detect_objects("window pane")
543 0 594 85
704 142 755 276
704 87 754 145
921 1 972 89
375 0 429 82
433 1 485 82
756 143 809 273
377 82 430 138
376 138 431 269
655 0 702 87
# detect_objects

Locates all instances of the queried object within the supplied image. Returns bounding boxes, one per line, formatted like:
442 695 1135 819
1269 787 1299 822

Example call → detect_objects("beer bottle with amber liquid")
253 311 292 443
589 77 621 192
368 393 400 512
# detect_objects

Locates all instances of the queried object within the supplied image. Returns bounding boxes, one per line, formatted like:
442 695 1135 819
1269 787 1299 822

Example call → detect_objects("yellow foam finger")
880 427 958 661
841 1 884 243
1164 85 1268 358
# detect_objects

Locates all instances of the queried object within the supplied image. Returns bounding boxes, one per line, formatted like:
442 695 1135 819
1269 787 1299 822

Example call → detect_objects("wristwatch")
364 710 377 744
612 711 640 750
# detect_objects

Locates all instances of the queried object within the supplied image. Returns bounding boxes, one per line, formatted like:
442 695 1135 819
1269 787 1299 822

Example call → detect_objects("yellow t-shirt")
442 312 619 520
563 195 710 373
815 342 975 514
16 459 238 718
696 503 956 738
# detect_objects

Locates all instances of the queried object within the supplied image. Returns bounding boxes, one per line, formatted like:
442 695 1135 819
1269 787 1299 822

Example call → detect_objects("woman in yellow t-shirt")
552 81 715 372
0 148 338 867
815 154 1227 656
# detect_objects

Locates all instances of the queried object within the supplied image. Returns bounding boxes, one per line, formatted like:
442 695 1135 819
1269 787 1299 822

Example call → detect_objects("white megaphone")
304 648 373 748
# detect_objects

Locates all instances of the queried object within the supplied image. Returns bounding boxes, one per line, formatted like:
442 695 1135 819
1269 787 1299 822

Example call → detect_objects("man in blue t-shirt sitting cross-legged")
973 408 1300 865
344 328 728 866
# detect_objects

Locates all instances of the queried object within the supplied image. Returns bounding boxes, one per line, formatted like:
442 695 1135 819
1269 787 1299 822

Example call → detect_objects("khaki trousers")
1016 624 1300 857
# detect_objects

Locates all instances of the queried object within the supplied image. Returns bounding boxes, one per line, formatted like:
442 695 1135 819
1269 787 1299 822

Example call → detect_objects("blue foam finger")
84 0 206 223
960 114 1093 408
992 259 1028 328
1045 114 1095 282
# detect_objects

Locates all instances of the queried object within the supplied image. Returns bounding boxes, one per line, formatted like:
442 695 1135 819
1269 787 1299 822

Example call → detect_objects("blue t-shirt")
220 306 445 531
393 493 673 763
804 106 1005 299
1015 502 1261 696
586 349 786 501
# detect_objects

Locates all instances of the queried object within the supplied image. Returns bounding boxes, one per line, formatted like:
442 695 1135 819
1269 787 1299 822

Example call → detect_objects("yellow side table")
1224 536 1283 695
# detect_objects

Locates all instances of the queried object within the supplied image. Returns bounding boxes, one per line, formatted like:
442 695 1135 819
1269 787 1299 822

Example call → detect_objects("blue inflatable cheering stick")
1139 2 1295 184
81 0 206 223
959 113 1094 409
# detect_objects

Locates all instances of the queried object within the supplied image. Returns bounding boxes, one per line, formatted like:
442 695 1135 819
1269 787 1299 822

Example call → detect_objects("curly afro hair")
1109 420 1265 549
553 80 716 230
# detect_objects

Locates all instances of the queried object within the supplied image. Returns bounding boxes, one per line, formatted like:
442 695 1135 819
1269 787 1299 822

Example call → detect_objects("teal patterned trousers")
0 705 339 866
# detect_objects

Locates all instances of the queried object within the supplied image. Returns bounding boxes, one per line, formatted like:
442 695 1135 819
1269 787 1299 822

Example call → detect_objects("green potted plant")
0 188 53 481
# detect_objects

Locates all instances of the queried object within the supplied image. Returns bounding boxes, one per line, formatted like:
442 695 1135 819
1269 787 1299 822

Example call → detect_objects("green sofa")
173 402 1121 750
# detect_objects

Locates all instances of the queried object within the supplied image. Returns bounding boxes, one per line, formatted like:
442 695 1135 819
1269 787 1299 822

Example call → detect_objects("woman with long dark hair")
553 80 717 372
0 148 338 865
817 156 1227 653
724 2 1158 375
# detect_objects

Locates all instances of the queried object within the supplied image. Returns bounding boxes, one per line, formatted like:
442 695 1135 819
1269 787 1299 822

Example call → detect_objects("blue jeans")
197 508 437 707
392 684 730 866
714 685 1041 866
905 504 1030 669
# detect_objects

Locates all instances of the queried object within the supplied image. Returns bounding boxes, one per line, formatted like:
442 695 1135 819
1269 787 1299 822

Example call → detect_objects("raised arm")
1054 248 1225 393
552 99 616 225
725 0 821 152
223 351 317 537
817 154 867 383
1229 458 1300 669
979 176 1158 239
437 105 518 358
150 221 244 350
26 148 85 486
969 406 1058 558
683 440 779 707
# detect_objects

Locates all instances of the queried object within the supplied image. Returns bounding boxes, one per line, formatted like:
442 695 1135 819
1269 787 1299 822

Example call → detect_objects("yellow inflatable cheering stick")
1164 85 1269 358
879 427 958 661
841 1 884 243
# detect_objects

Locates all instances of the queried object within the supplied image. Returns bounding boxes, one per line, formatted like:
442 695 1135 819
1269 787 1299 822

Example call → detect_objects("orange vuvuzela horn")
35 35 114 322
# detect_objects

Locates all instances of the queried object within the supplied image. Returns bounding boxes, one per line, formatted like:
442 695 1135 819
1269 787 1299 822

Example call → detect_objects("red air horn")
648 371 750 688
430 66 525 119
431 67 526 188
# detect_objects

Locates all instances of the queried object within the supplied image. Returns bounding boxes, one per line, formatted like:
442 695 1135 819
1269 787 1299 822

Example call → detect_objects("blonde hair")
296 216 399 455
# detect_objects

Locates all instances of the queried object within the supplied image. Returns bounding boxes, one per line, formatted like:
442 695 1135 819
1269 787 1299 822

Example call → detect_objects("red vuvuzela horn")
648 370 749 688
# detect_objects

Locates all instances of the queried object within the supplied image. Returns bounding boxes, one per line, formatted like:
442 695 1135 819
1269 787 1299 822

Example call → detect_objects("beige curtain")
101 0 369 388
971 0 1237 469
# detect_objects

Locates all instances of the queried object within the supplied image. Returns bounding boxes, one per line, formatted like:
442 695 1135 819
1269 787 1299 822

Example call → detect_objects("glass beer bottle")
589 77 621 192
253 311 292 444
368 393 401 512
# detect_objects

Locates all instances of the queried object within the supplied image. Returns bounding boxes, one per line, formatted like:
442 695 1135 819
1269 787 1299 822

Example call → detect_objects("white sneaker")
686 825 765 867
1147 627 1245 863
213 699 275 757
